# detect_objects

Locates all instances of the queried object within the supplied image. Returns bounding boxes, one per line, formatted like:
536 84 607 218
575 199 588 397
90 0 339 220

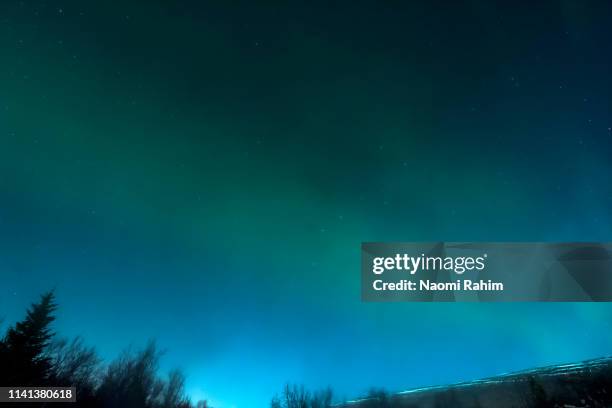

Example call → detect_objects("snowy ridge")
344 356 612 406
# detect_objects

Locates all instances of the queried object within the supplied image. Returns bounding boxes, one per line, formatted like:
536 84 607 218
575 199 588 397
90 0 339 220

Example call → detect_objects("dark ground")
343 357 612 408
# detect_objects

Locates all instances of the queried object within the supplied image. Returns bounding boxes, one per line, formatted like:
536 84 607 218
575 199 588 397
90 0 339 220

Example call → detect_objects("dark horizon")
2 291 611 407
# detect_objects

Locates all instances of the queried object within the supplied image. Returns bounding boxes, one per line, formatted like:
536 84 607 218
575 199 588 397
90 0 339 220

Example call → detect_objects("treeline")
0 292 202 408
1 292 380 408
270 384 333 408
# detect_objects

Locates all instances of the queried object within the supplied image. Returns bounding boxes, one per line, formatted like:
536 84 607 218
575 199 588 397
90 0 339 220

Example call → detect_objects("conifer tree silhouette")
0 291 57 386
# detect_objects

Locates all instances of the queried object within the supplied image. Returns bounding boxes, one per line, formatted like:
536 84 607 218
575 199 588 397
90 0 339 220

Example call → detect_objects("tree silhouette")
0 291 57 386
270 395 282 408
97 341 164 408
96 340 192 408
160 369 191 408
283 384 310 408
271 384 333 408
310 387 333 408
49 336 101 406
0 293 194 408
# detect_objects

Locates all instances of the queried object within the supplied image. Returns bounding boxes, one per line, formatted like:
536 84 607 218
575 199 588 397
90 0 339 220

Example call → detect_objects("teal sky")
1 1 612 407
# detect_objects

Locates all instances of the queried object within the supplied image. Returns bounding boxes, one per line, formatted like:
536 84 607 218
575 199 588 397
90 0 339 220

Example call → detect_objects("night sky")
1 1 612 407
